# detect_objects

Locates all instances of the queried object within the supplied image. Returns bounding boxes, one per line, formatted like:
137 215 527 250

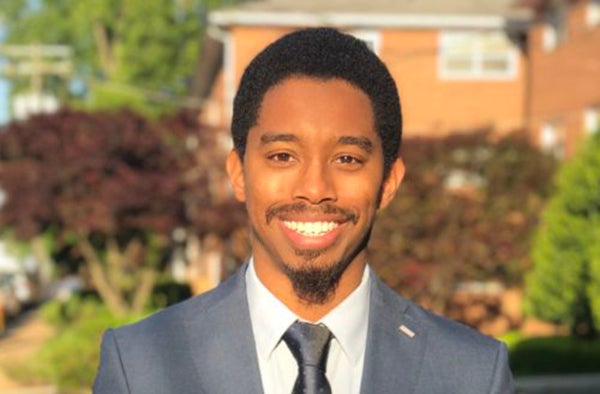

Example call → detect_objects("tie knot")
283 321 332 370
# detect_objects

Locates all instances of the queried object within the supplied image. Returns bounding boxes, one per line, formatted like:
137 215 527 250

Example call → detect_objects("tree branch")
93 22 116 77
79 237 128 316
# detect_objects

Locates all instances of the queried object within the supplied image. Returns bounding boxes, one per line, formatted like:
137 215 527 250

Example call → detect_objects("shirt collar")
246 259 297 359
245 258 371 366
319 266 370 366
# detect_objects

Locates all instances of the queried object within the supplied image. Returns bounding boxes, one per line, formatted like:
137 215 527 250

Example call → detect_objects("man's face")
227 76 403 303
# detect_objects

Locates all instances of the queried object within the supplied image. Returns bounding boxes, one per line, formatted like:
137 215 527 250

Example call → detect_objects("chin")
280 251 351 305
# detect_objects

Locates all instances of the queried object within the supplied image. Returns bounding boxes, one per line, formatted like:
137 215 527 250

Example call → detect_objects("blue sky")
0 25 9 125
0 79 9 125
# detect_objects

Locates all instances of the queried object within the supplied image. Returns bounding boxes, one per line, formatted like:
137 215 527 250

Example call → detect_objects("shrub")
510 335 600 376
524 132 600 337
7 279 191 390
370 130 556 311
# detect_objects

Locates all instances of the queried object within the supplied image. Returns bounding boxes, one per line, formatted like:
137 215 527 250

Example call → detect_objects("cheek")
244 169 289 209
336 186 381 221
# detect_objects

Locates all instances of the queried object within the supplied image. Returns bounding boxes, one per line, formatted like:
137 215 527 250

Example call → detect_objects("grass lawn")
503 333 600 376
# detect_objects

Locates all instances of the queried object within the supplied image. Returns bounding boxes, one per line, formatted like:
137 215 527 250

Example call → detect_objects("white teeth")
283 221 338 237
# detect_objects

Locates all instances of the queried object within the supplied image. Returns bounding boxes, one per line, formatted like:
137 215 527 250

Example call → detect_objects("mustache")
266 202 358 224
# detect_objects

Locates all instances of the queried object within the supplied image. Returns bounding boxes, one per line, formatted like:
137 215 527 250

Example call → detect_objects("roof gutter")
209 11 532 30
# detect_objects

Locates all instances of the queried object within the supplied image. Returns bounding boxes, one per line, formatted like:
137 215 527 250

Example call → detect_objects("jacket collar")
360 275 427 394
183 264 264 394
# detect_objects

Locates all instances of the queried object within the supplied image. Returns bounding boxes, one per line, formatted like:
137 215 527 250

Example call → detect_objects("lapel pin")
398 325 416 338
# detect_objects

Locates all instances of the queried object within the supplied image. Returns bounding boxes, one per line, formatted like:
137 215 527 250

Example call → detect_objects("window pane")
482 58 510 72
445 57 473 72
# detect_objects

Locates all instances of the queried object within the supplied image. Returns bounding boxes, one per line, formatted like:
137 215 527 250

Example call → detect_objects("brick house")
195 0 599 155
526 0 600 157
197 0 533 143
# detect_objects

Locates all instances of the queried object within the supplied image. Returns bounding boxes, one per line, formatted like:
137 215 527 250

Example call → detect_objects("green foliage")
0 0 239 115
525 132 600 336
370 130 556 309
6 298 135 391
497 330 524 350
148 276 193 310
509 335 600 376
8 279 191 390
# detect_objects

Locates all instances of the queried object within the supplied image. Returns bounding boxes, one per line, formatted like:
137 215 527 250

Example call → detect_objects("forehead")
250 76 377 145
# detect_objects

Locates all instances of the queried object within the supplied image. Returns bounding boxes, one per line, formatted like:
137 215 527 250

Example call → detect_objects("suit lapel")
184 266 264 394
360 275 427 394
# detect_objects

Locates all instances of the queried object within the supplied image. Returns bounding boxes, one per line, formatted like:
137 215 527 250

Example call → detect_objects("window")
587 0 600 28
584 105 600 135
439 31 518 80
540 121 566 158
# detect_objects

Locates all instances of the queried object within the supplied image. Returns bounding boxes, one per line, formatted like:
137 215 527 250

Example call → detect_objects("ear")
378 158 405 210
226 150 246 202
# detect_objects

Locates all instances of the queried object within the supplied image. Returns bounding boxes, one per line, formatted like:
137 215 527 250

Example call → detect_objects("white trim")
584 106 600 135
587 0 600 28
542 24 558 52
210 11 518 30
348 29 381 55
540 121 565 158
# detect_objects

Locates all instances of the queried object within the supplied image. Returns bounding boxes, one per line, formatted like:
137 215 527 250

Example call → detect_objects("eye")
267 152 295 163
335 155 364 165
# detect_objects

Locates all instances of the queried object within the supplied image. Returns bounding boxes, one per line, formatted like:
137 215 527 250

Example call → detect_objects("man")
94 28 514 394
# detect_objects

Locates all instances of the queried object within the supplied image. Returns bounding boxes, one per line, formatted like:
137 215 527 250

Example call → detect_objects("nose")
292 160 336 204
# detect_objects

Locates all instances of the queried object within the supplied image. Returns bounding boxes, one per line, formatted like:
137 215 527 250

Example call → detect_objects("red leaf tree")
0 109 245 315
370 130 557 313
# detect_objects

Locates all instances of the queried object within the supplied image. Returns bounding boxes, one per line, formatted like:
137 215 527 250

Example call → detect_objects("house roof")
210 0 533 29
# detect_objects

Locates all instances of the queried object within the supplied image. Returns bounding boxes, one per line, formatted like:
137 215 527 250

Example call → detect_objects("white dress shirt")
246 259 371 394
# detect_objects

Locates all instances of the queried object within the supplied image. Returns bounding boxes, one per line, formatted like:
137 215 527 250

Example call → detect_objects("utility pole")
0 44 72 120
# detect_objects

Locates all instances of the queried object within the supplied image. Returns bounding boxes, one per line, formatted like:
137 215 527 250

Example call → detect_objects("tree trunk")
132 268 156 314
30 236 54 286
79 237 128 317
93 22 116 77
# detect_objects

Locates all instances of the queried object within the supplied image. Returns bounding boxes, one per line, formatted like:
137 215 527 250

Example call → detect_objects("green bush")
509 335 600 376
524 132 600 336
148 277 192 310
8 279 191 390
7 298 137 391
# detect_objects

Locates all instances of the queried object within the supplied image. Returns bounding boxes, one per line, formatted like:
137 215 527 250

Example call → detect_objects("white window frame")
542 24 558 52
587 0 600 28
540 121 565 158
584 105 600 135
349 29 381 55
438 30 519 81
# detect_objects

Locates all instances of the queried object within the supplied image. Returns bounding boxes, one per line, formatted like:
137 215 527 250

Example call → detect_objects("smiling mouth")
282 221 339 237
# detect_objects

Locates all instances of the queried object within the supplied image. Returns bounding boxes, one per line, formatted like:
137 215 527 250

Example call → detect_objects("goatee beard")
282 229 370 304
282 249 350 305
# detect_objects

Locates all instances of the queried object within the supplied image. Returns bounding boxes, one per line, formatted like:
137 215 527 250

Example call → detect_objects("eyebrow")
260 133 298 144
338 136 374 154
259 133 374 154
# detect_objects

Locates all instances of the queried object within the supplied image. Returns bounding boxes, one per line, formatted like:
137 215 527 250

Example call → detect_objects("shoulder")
94 266 254 393
369 277 514 392
372 274 501 350
111 265 245 343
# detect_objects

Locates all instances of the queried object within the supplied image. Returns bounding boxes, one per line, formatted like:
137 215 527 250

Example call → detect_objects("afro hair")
231 27 402 178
